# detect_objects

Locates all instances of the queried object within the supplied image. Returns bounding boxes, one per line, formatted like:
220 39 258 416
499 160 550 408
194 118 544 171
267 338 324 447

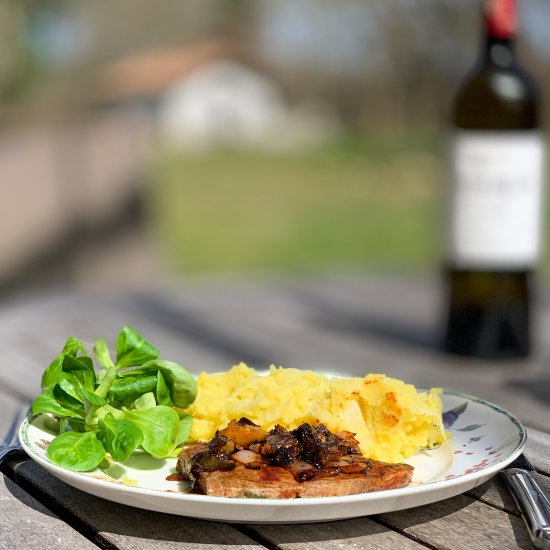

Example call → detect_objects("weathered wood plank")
376 494 532 550
0 473 98 550
467 472 550 517
244 517 428 549
525 428 550 475
7 459 266 550
466 477 521 513
0 393 30 451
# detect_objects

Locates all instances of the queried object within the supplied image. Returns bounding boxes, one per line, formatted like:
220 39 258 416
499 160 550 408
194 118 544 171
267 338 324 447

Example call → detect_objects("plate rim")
19 389 527 511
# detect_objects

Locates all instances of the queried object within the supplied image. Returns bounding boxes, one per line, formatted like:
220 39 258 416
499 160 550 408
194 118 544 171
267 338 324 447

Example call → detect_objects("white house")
157 60 287 150
95 41 339 152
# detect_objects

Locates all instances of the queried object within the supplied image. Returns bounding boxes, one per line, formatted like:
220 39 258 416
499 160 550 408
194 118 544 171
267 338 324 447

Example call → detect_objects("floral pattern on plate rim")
439 391 526 481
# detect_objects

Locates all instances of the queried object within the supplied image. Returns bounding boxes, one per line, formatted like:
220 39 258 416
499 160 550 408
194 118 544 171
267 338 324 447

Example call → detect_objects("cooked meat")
183 442 210 457
176 417 414 498
188 460 413 498
339 461 369 474
177 442 209 482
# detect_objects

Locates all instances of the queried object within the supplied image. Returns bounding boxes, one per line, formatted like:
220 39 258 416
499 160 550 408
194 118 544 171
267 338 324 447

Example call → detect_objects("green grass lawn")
147 134 447 277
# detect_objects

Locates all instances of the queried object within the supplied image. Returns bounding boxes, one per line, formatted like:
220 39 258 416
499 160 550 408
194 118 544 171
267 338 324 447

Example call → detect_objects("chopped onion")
230 450 265 465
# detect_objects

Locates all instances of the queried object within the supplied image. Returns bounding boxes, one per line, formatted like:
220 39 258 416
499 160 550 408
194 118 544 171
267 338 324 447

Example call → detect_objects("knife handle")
503 468 550 550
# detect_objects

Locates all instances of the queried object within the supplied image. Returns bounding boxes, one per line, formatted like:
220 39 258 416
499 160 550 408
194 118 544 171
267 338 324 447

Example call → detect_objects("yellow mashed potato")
184 363 447 463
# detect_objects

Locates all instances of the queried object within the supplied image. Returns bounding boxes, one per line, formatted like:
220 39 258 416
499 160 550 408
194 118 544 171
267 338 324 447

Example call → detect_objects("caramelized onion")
231 450 266 465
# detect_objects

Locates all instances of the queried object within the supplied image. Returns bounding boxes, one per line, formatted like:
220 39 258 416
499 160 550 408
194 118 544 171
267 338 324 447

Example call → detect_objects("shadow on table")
505 376 550 406
129 294 276 366
3 461 257 547
284 285 441 352
313 310 440 351
241 496 472 547
377 487 534 550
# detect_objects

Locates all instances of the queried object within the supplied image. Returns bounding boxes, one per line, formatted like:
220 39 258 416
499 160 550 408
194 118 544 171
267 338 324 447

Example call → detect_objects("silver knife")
500 454 550 549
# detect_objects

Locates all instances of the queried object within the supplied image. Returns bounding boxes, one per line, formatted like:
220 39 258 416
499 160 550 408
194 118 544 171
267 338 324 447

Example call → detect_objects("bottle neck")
482 36 516 67
481 0 517 67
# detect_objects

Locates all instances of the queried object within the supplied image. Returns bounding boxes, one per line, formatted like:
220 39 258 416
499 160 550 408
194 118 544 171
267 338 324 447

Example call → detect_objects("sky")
257 0 550 77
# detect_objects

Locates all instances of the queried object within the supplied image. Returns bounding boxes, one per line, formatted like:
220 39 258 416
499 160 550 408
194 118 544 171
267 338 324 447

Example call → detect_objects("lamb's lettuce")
118 360 197 408
32 388 84 420
30 326 197 472
124 406 179 458
176 413 193 446
41 337 88 389
115 326 159 369
47 431 105 472
98 413 144 462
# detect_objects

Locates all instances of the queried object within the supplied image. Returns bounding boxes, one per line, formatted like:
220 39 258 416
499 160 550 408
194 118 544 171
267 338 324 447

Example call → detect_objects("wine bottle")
442 0 545 358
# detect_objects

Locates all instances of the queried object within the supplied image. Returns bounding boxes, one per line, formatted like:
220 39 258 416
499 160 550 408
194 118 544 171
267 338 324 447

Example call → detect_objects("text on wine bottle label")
448 130 544 268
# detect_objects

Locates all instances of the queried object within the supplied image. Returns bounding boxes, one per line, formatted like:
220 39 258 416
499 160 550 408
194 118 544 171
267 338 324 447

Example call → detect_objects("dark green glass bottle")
442 0 544 358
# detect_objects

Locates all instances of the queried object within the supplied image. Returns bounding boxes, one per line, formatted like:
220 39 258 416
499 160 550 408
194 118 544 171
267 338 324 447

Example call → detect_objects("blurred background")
1 0 549 296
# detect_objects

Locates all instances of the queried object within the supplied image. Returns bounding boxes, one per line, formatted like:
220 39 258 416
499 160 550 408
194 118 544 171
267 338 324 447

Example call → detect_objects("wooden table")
1 275 549 549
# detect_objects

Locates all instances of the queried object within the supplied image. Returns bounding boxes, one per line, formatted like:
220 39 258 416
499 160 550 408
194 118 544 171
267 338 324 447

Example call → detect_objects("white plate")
19 391 526 524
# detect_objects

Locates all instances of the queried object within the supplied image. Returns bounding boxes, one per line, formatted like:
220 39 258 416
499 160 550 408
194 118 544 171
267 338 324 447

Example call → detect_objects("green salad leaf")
119 360 197 408
31 326 196 472
124 406 180 458
47 431 105 472
93 339 115 369
176 413 193 446
32 388 83 420
132 392 157 411
156 370 173 407
98 413 144 462
116 326 160 369
41 337 88 389
110 375 158 405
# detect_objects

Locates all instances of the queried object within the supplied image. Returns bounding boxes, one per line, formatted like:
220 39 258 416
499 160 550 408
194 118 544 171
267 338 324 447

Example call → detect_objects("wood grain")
245 517 427 549
7 459 265 550
377 495 532 550
0 473 98 550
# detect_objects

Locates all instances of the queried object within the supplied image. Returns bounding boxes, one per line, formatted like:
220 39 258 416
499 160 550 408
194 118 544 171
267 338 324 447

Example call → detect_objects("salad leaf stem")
95 367 117 398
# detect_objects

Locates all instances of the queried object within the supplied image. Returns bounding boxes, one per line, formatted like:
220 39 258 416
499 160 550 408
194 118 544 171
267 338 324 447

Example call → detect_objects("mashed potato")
184 363 447 463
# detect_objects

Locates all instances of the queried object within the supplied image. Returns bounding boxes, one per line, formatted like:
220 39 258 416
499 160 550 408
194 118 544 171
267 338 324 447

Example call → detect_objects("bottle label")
448 130 545 268
483 0 516 39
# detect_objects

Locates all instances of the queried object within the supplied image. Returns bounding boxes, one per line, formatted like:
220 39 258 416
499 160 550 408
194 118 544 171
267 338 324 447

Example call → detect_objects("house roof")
94 39 233 103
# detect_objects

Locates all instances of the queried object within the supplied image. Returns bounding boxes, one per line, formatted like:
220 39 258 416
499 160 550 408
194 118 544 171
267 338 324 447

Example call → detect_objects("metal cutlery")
501 453 550 549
